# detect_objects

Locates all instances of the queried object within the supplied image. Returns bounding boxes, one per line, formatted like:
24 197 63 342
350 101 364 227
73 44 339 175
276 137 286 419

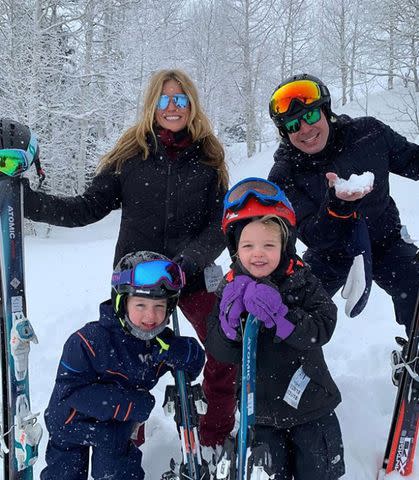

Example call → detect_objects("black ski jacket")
268 115 419 255
205 261 341 429
24 134 227 280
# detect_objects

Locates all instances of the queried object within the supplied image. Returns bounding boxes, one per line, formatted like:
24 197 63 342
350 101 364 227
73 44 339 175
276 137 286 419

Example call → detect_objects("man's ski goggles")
270 79 322 115
112 260 185 292
0 132 38 177
283 107 322 134
157 94 190 110
224 177 293 212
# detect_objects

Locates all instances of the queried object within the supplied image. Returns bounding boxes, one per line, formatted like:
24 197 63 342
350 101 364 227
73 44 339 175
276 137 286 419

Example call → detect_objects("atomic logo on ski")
10 278 20 289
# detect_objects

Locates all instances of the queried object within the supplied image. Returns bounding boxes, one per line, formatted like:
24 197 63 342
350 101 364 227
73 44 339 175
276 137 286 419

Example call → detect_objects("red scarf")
156 127 193 160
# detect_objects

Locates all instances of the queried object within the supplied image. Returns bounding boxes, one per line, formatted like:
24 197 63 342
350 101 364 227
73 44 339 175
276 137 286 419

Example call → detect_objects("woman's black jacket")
205 261 341 429
268 115 419 255
24 136 227 277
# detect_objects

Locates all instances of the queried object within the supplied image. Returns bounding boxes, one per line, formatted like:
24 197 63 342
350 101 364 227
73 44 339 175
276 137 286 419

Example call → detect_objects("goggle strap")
111 270 131 287
27 132 38 164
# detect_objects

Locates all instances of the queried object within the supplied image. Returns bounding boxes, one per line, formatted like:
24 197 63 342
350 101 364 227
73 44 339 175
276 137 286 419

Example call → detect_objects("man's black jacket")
205 262 341 429
24 137 227 276
268 115 419 255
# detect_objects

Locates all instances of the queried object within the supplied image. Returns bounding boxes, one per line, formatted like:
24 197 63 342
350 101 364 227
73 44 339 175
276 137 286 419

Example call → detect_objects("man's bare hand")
326 172 373 201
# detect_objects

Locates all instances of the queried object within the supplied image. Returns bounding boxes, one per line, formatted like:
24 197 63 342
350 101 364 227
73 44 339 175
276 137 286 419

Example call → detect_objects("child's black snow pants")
253 411 345 480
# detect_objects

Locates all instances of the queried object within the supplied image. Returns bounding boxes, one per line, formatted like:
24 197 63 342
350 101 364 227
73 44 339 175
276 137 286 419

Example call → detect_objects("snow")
16 92 418 478
22 143 419 480
334 172 375 195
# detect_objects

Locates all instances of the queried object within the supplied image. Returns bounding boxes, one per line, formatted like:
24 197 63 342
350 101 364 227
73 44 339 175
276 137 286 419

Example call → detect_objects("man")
268 73 418 332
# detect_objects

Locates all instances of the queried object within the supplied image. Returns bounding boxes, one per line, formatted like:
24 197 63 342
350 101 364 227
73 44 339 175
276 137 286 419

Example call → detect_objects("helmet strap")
123 314 169 340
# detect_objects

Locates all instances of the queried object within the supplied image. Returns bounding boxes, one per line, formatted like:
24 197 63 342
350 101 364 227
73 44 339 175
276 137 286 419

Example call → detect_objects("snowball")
334 172 374 195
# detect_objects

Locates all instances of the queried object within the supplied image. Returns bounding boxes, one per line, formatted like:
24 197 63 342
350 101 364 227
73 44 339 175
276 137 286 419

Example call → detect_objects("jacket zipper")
163 162 172 252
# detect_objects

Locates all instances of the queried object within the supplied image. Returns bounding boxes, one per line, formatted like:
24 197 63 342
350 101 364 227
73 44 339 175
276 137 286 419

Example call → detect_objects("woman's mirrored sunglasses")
284 107 322 134
157 94 190 110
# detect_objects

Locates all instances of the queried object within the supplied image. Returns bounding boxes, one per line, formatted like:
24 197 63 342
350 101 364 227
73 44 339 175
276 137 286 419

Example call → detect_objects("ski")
0 174 42 479
161 308 210 480
379 292 419 478
237 314 260 479
216 314 274 480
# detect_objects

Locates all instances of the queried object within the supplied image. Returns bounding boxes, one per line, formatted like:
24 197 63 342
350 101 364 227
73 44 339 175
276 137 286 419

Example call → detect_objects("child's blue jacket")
45 300 203 431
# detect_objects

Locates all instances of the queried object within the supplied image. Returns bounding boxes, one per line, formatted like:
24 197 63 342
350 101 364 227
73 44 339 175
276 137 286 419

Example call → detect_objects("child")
41 251 205 480
206 178 345 480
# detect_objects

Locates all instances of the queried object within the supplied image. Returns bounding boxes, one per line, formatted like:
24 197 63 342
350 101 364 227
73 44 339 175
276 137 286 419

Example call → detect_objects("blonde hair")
254 215 289 251
97 69 228 188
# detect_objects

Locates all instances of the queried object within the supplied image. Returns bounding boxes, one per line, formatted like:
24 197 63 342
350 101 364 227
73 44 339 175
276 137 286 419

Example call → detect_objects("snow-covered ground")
17 88 419 479
23 141 418 479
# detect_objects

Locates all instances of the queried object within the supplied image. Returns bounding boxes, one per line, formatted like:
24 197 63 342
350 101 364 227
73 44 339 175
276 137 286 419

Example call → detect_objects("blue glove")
153 335 205 380
220 275 253 340
341 219 372 317
243 282 295 340
119 390 155 423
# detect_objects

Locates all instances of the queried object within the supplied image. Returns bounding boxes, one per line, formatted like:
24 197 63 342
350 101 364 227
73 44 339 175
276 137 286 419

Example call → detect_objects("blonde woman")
23 69 236 455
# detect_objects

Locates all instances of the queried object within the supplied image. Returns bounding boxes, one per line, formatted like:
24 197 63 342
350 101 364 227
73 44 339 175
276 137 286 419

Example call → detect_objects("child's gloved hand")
220 275 253 340
153 336 205 380
127 390 155 423
243 282 295 340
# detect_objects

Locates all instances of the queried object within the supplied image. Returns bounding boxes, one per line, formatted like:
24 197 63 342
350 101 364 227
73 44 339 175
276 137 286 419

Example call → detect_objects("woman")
21 69 236 450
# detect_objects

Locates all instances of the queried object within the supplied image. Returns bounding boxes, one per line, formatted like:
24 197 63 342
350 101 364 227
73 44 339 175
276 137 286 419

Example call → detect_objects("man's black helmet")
269 74 332 135
0 118 39 162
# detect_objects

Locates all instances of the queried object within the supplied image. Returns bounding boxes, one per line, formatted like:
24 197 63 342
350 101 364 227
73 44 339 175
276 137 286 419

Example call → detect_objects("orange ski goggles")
270 79 322 115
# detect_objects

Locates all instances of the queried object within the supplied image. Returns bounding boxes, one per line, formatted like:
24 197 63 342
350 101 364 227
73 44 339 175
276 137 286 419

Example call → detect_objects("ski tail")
380 291 419 477
237 314 260 480
215 315 263 480
0 176 42 479
161 308 210 480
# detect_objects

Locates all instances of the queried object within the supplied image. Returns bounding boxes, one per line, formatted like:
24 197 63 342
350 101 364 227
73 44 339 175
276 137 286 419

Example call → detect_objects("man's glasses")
284 107 322 134
0 132 38 177
156 94 190 110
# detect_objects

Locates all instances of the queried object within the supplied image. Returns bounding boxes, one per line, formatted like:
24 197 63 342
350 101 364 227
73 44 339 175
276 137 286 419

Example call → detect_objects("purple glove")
243 282 295 340
220 275 253 340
